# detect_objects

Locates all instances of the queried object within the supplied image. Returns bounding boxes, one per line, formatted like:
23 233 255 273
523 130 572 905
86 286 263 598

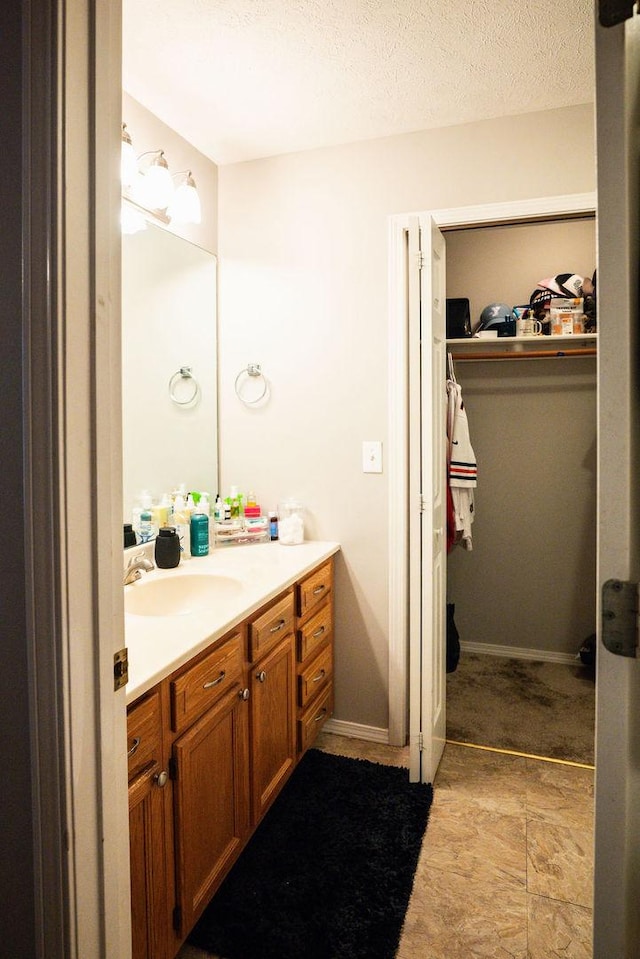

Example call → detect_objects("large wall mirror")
122 219 218 525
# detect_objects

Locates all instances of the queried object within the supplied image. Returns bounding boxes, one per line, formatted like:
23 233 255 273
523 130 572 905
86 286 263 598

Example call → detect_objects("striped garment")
446 378 477 550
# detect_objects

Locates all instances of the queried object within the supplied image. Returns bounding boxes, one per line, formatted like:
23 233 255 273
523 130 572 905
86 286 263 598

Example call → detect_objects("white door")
593 11 640 957
408 215 447 783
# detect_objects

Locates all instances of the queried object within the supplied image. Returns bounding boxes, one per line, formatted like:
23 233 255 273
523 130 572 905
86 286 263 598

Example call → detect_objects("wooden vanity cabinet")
248 590 297 824
127 555 336 958
169 628 250 938
295 558 335 753
127 689 172 959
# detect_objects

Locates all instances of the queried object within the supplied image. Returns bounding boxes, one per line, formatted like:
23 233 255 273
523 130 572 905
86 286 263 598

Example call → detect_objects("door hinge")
601 579 639 658
168 756 178 781
418 732 424 751
416 251 425 270
172 905 182 932
419 493 426 513
113 648 128 691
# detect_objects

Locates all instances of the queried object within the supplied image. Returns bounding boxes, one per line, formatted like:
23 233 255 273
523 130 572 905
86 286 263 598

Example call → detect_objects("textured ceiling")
122 0 594 165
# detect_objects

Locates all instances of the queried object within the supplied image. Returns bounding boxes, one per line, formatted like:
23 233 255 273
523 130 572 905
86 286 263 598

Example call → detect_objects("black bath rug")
187 748 433 959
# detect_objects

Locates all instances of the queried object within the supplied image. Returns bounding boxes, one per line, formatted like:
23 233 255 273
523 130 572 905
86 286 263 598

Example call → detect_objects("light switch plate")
362 440 383 473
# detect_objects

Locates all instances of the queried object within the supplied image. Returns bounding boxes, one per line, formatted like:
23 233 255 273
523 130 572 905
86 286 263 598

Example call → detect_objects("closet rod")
450 348 597 362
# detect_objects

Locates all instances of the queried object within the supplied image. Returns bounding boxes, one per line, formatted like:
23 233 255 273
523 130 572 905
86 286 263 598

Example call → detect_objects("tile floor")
179 732 594 959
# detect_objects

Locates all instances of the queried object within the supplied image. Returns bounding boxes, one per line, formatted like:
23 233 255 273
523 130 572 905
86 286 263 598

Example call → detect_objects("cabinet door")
129 763 171 959
172 687 250 935
250 632 297 824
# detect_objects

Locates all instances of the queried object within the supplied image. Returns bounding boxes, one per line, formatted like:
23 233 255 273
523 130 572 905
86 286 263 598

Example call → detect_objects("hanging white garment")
446 354 477 550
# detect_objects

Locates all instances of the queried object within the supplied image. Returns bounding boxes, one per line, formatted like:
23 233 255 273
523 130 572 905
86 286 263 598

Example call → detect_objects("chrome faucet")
123 553 155 586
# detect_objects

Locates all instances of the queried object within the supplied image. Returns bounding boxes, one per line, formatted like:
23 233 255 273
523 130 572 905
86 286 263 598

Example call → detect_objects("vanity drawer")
298 684 333 753
248 592 294 662
296 560 332 619
171 631 243 734
298 643 333 709
127 689 162 782
297 601 332 664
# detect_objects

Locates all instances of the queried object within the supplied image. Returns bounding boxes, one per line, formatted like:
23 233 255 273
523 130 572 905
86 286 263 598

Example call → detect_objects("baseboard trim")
323 718 389 744
460 641 580 666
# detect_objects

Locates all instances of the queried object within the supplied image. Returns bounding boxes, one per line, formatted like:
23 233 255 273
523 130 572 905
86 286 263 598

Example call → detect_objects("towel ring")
169 366 200 406
234 363 268 406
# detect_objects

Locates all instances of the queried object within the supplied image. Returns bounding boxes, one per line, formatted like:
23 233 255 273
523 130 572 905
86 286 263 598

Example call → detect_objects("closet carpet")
446 651 595 765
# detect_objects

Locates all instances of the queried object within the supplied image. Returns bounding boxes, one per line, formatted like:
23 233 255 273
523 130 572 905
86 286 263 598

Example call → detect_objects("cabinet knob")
256 670 267 683
154 770 168 788
238 687 250 701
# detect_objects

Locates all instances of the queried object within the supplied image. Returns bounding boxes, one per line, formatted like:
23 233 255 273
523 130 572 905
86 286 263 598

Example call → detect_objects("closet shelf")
447 333 597 362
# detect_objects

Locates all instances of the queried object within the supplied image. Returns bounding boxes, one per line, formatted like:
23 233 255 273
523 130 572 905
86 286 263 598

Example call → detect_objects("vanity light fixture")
120 121 204 229
167 171 202 225
120 123 138 190
121 201 148 235
136 149 175 211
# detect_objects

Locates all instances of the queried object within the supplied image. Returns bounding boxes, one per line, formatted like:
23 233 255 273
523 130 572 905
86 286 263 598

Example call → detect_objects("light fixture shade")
121 201 148 235
167 172 202 225
136 150 173 210
121 124 138 189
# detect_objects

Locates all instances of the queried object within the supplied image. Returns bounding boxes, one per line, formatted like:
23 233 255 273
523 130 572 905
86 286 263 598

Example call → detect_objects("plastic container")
278 500 304 545
155 526 181 568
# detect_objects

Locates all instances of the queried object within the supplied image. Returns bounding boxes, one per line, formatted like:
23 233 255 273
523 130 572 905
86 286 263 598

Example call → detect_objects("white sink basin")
125 572 243 617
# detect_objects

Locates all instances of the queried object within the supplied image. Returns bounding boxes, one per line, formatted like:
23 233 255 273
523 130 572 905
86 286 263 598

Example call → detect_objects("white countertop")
124 540 341 705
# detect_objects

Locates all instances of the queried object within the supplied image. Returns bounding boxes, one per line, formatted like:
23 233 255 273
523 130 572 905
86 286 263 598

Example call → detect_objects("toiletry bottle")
172 494 191 560
123 523 137 548
155 526 180 568
199 492 212 544
269 511 279 541
190 508 209 557
139 507 155 543
214 495 224 523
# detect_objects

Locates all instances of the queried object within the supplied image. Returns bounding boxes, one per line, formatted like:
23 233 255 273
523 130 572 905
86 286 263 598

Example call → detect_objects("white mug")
516 317 542 337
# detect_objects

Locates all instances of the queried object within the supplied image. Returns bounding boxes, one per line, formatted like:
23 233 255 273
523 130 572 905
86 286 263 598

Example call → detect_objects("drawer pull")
314 707 328 723
154 770 168 788
269 618 287 634
203 670 226 690
256 670 267 683
312 669 326 684
312 585 326 595
127 736 140 758
312 625 325 639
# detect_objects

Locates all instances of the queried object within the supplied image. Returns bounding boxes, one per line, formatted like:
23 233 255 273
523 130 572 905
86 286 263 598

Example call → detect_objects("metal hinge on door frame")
601 579 639 657
416 250 425 270
418 732 424 751
113 647 128 690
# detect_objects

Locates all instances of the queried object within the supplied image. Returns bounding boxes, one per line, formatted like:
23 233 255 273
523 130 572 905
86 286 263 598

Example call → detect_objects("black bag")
446 298 471 338
446 603 461 673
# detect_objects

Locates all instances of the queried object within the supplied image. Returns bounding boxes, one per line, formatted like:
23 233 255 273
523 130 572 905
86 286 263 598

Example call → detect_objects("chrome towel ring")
234 363 268 406
169 366 200 406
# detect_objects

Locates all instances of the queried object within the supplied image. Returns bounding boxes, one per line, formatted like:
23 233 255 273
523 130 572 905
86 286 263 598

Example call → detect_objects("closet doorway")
444 217 597 767
387 191 597 784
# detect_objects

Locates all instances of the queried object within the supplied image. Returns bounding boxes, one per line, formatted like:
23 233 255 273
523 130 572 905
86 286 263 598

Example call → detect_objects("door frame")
387 190 597 748
19 0 130 954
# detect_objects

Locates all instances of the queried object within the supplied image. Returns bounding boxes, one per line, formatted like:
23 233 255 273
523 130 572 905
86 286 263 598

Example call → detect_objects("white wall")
217 103 596 733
